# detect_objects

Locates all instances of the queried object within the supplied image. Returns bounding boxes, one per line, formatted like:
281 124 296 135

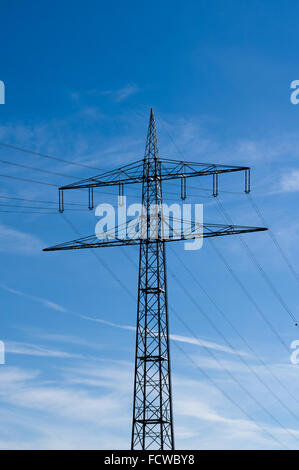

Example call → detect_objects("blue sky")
0 0 299 449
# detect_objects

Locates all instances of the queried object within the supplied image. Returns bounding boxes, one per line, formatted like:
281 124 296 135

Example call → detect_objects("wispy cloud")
79 314 135 331
80 314 248 356
31 331 103 350
0 364 131 449
0 363 298 449
62 362 133 392
0 366 128 427
0 282 66 312
280 170 299 193
169 333 249 356
114 84 139 102
6 341 84 359
2 284 243 357
90 83 139 102
0 224 44 255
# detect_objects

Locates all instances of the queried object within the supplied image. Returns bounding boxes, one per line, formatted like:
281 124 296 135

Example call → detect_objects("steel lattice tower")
44 108 266 450
131 109 174 450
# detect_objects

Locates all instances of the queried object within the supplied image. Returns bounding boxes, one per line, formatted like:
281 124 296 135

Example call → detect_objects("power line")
0 140 245 195
0 158 79 179
0 171 140 199
153 112 295 348
154 115 299 424
210 239 290 352
64 214 290 449
0 142 104 171
155 111 245 197
0 156 291 443
61 214 136 303
168 244 299 417
0 194 86 206
0 140 240 203
0 173 58 186
0 203 86 211
215 197 298 325
173 341 287 449
0 151 208 199
119 243 299 439
43 110 283 449
0 166 208 208
0 210 58 214
248 194 299 288
0 159 211 199
167 266 299 445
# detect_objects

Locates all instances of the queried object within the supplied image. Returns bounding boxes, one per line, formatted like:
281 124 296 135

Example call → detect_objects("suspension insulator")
58 189 64 213
181 176 186 200
88 186 94 210
213 173 219 197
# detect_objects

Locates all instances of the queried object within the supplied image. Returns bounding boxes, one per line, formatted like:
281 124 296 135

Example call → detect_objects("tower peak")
144 108 159 161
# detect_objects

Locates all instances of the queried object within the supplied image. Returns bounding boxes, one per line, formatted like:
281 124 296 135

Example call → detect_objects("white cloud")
77 106 104 121
1 284 245 357
29 330 103 350
0 283 66 312
80 314 249 357
280 170 299 192
87 83 139 103
93 83 139 102
0 224 44 255
114 84 139 102
0 363 298 449
173 372 299 449
1 278 249 358
62 362 133 393
6 341 84 359
0 365 130 449
169 333 249 356
79 314 135 331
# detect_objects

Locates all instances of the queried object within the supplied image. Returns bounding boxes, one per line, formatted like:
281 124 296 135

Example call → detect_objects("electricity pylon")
44 108 266 450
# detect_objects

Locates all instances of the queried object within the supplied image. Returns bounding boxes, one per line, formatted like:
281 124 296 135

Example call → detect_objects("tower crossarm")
59 158 249 191
60 159 145 190
159 158 249 180
43 223 267 252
